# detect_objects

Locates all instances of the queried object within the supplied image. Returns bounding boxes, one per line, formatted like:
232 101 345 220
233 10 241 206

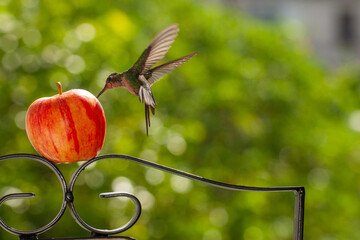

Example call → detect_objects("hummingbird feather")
145 104 150 136
138 75 156 107
150 106 155 115
132 24 179 75
147 52 197 86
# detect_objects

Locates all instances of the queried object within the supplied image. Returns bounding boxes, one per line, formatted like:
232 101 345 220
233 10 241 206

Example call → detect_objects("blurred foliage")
0 0 360 239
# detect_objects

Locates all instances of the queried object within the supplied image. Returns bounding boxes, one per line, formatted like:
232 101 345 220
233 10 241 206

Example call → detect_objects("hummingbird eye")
107 73 118 82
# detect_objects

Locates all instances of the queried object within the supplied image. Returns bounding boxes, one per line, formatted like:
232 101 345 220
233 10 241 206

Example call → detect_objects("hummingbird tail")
150 106 155 115
145 104 150 136
144 104 156 136
139 84 157 136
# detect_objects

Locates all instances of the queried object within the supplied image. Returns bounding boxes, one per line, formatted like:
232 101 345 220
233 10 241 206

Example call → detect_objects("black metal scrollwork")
67 157 142 236
0 154 67 238
0 154 305 240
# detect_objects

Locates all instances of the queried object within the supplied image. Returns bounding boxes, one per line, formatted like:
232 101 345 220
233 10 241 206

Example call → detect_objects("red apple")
25 82 106 163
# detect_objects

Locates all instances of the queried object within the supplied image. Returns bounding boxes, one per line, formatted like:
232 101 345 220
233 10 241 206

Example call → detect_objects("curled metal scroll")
0 153 305 240
0 154 67 237
67 158 142 235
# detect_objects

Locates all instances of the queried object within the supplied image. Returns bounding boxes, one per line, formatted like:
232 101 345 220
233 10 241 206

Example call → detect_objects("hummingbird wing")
132 24 179 74
147 52 197 86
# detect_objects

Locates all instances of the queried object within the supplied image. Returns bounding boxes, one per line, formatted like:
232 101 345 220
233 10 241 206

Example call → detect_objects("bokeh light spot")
1 187 23 208
170 175 192 194
203 229 222 240
272 217 293 239
136 187 155 210
0 34 18 52
244 226 263 240
64 30 82 49
0 14 17 33
166 135 186 156
0 0 10 6
11 85 27 105
42 45 59 64
15 111 26 130
106 10 134 39
140 149 158 162
2 51 22 70
65 55 86 74
22 54 41 72
85 170 104 189
209 207 229 227
112 177 134 194
348 110 360 132
23 28 42 48
308 168 330 190
76 23 96 42
21 0 39 8
145 168 165 185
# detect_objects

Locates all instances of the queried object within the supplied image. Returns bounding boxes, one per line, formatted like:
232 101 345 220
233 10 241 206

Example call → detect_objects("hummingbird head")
97 72 122 98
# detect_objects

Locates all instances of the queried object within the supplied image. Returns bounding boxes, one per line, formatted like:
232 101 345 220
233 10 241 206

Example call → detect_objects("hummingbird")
97 24 196 135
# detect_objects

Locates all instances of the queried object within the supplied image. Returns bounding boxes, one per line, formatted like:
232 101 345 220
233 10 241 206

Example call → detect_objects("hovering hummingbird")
97 24 196 135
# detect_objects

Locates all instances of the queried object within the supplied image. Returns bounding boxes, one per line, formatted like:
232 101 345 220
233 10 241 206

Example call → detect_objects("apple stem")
56 82 62 95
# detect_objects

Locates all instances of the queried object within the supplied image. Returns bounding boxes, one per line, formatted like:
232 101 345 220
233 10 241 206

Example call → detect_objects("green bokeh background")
0 0 360 239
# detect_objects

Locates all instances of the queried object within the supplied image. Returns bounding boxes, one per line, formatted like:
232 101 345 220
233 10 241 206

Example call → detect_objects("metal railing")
0 153 305 240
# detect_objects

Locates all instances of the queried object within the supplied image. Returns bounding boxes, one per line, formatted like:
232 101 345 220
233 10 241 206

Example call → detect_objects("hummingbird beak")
97 85 108 98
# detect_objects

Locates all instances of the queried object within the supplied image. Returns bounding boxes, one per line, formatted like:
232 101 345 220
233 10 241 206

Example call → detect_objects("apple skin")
25 86 106 163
